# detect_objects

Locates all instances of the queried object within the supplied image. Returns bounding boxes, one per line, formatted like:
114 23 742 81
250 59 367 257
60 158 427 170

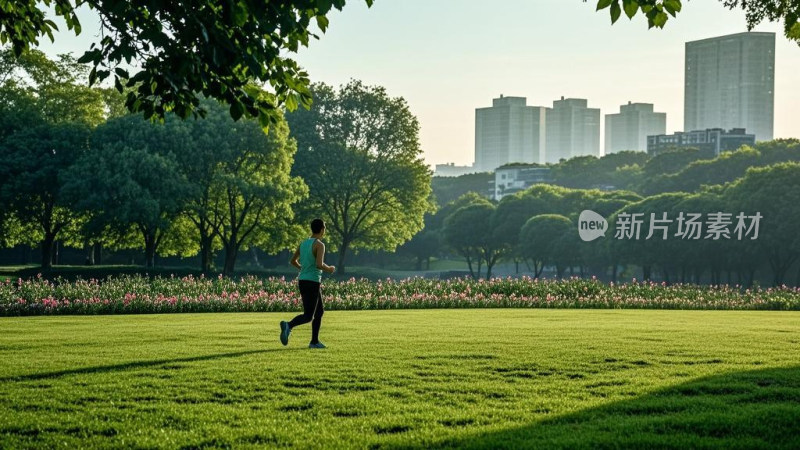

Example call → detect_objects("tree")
174 98 307 274
642 147 761 195
551 151 650 190
443 198 493 280
493 192 552 273
398 221 441 271
722 162 800 286
432 172 493 206
592 0 800 48
287 80 434 275
640 141 800 196
209 107 307 275
62 115 193 268
641 147 715 178
0 123 89 268
0 49 111 268
519 215 578 279
1 0 374 127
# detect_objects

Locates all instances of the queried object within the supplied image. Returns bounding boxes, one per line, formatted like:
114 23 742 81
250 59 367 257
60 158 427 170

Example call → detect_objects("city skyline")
34 1 800 168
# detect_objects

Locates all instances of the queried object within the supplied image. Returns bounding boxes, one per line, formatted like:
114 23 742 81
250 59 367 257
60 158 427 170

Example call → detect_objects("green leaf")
653 11 668 28
610 1 622 24
622 0 638 19
77 49 101 64
788 22 800 40
257 110 271 130
316 15 329 32
596 0 613 11
663 0 682 15
230 101 244 121
285 93 298 112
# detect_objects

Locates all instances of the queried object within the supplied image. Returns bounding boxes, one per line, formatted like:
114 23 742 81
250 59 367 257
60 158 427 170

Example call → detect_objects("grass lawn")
1 310 798 449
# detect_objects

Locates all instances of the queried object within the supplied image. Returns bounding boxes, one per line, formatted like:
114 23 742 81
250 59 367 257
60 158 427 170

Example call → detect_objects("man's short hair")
310 218 325 234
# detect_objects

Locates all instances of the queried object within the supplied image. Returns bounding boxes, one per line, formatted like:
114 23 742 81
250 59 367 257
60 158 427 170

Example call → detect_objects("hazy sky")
36 1 800 167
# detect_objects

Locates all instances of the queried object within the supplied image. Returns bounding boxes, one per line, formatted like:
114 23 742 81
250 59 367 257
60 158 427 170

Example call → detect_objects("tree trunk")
40 233 56 269
85 242 95 265
200 234 214 272
465 254 476 280
251 248 261 269
94 243 102 265
144 233 157 268
769 253 798 286
223 244 238 275
611 263 618 284
337 239 350 276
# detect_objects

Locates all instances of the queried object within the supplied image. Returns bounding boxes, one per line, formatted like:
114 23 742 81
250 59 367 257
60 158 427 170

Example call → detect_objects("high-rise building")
605 102 666 153
474 95 547 172
544 97 600 163
684 32 775 141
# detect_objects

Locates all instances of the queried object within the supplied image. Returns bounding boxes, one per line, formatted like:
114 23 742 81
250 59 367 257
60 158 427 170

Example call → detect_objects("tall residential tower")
544 97 600 163
684 32 775 141
605 102 666 153
474 95 547 172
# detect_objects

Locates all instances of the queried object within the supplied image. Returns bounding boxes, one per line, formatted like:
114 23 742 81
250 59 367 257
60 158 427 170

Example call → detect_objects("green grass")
1 310 798 448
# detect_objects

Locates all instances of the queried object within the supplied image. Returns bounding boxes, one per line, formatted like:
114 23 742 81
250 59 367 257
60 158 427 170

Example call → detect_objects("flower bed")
1 274 798 316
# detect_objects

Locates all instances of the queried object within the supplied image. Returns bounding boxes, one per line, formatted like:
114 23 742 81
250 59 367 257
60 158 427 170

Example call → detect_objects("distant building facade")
474 95 547 172
605 102 666 154
684 32 775 142
646 128 756 156
493 164 552 200
433 163 476 177
545 97 600 163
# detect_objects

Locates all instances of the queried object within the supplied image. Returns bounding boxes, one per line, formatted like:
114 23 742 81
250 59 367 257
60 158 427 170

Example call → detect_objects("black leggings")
288 280 324 343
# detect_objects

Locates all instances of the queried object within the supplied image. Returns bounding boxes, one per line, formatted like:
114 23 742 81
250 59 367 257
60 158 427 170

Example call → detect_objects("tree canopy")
0 0 373 126
287 80 434 274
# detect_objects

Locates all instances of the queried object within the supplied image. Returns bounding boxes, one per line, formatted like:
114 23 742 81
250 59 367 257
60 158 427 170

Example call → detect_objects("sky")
36 0 800 168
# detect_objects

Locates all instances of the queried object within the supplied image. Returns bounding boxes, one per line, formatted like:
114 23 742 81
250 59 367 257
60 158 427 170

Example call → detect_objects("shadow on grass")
1 348 301 382
415 366 800 449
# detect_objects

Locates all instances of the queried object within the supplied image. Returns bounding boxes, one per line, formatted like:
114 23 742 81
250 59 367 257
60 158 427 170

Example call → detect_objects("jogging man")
280 218 335 348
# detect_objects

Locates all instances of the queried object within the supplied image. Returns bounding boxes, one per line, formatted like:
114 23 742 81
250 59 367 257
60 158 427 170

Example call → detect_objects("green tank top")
298 238 322 282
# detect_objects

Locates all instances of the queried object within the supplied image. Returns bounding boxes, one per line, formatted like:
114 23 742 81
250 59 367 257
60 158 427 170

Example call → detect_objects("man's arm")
313 241 336 274
289 247 301 270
